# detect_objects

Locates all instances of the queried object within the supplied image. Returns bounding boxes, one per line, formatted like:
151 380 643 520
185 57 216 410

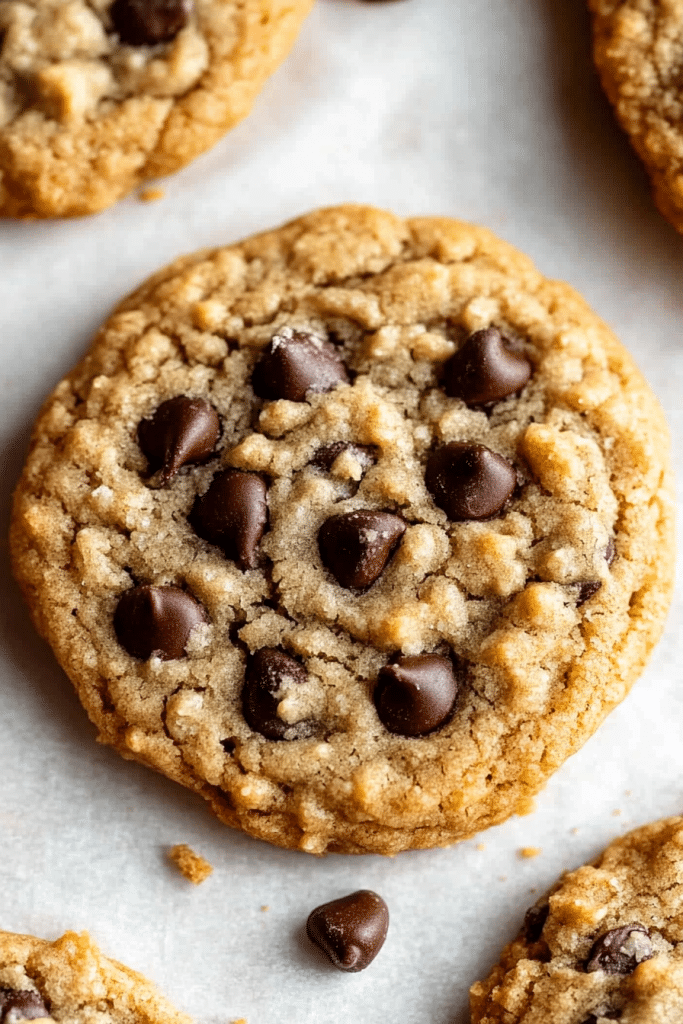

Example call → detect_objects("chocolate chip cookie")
10 205 674 854
0 929 190 1024
470 816 683 1023
0 0 313 217
589 0 683 235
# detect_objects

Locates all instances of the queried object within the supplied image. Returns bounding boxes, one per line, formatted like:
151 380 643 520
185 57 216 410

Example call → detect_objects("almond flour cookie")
470 816 683 1023
589 0 683 235
10 205 674 855
0 0 314 217
0 929 191 1024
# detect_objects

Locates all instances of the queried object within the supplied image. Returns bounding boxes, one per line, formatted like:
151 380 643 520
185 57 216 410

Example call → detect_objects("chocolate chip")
242 648 308 740
444 326 532 406
306 890 389 972
191 469 267 570
318 510 405 589
252 329 349 402
606 537 616 565
311 442 377 473
374 654 459 736
585 924 653 975
576 580 602 605
137 396 220 484
581 1014 621 1024
114 584 206 660
110 0 192 44
425 442 516 520
523 903 549 943
0 989 50 1023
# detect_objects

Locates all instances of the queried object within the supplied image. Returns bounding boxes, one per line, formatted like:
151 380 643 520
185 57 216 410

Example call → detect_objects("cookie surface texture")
10 205 674 855
589 0 683 235
0 0 314 217
470 816 683 1023
0 928 191 1023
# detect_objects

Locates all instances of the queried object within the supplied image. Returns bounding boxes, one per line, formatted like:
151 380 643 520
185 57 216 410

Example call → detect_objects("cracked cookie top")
0 0 314 217
470 816 683 1023
10 205 674 854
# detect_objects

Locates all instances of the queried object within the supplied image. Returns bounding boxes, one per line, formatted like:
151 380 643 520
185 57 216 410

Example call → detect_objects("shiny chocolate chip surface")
252 329 349 402
110 0 192 45
0 989 49 1023
114 584 206 660
318 510 405 589
425 442 516 520
306 890 389 972
585 924 653 975
576 580 602 605
137 396 220 484
191 469 267 570
522 903 549 943
444 326 531 406
242 648 308 740
374 654 459 736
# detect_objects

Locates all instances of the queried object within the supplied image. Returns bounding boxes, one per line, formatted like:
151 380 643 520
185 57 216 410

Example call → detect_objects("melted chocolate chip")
191 469 267 570
0 989 49 1023
585 924 653 975
110 0 192 44
252 329 349 402
242 648 308 740
425 442 516 520
137 396 220 484
576 580 602 605
114 584 206 660
374 654 459 736
523 903 550 943
311 442 377 473
306 890 389 972
444 326 532 406
318 510 406 589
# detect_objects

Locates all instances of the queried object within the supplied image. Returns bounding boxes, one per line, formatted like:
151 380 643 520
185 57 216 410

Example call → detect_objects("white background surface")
1 1 683 1022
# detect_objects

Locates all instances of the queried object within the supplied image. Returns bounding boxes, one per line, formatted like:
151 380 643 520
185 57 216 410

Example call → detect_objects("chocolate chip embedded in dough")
242 648 308 740
110 0 193 45
190 469 268 570
606 537 616 565
523 903 550 943
425 442 516 521
444 326 532 406
137 396 220 484
113 584 206 660
311 442 377 473
0 989 51 1023
374 654 459 736
251 329 349 402
318 510 406 589
306 890 389 972
576 580 602 605
585 924 654 975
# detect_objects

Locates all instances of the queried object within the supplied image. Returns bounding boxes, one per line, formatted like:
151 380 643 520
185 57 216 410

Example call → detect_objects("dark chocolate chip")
606 537 616 565
252 329 349 402
0 989 50 1023
425 442 516 521
585 924 653 975
523 903 550 943
311 442 377 473
242 648 308 740
374 654 459 736
137 396 220 484
576 580 602 605
191 469 268 570
581 1014 621 1024
306 890 389 972
110 0 192 44
318 510 405 589
443 326 532 406
114 584 206 660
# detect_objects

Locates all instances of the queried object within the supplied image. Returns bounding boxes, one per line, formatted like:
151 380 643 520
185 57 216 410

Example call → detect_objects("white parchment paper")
1 1 683 1022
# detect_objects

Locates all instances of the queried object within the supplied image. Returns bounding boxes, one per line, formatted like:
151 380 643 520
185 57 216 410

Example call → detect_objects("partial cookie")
589 0 683 235
10 205 674 854
0 0 313 217
470 816 683 1023
0 928 190 1023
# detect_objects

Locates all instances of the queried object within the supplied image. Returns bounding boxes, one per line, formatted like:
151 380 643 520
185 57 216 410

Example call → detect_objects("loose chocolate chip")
0 989 50 1023
425 442 516 521
585 924 653 975
252 329 349 402
318 510 406 589
576 580 602 605
374 654 459 736
306 890 389 972
311 441 377 473
191 469 268 570
110 0 192 44
114 584 206 660
523 903 550 943
443 326 532 406
137 396 220 484
242 648 308 740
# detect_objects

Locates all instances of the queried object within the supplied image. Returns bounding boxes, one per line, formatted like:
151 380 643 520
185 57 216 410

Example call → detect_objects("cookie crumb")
612 809 622 817
139 187 166 203
261 905 269 912
231 1018 247 1023
570 827 579 835
519 846 542 859
168 844 213 884
476 842 486 851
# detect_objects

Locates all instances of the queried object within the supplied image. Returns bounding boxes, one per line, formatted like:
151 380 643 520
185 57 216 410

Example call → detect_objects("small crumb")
168 844 213 885
624 790 631 796
498 875 507 882
476 842 486 851
139 186 165 203
529 887 537 894
612 809 622 817
519 847 542 859
570 827 579 835
261 905 269 912
231 1018 247 1024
